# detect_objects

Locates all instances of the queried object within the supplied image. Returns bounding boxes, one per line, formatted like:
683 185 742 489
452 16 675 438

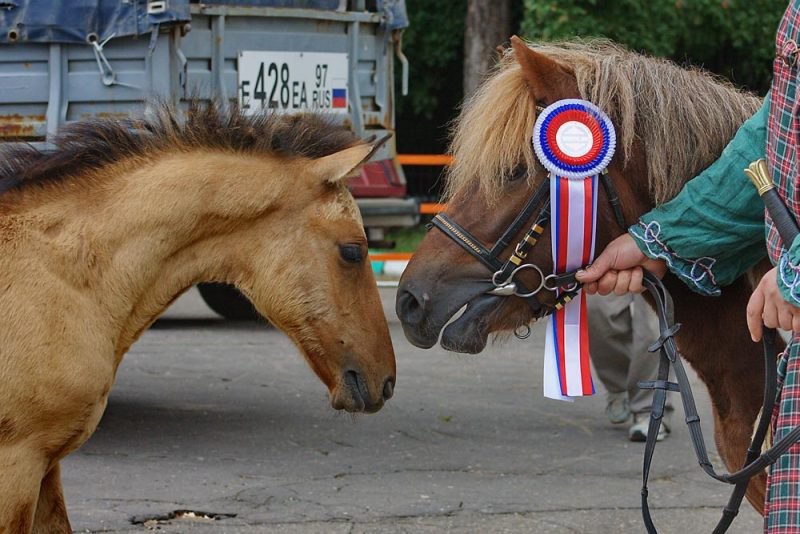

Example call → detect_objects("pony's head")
396 37 759 353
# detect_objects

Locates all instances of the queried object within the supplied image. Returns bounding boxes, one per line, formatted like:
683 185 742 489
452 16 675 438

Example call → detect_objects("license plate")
238 51 349 115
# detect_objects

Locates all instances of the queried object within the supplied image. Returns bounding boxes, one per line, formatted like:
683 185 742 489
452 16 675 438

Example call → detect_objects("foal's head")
0 103 397 413
175 109 398 414
396 37 759 353
221 130 398 414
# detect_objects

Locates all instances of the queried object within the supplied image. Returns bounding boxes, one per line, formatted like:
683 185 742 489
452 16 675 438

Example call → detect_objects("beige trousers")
587 293 673 417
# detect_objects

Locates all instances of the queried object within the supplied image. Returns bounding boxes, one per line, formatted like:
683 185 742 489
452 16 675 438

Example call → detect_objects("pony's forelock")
446 39 761 206
446 58 539 204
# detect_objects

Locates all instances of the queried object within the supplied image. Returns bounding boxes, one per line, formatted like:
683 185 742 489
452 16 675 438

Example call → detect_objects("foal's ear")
313 134 391 184
510 35 575 105
312 144 373 184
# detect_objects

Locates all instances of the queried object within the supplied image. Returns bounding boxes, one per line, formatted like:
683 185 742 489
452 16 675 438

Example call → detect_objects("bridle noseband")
431 167 627 321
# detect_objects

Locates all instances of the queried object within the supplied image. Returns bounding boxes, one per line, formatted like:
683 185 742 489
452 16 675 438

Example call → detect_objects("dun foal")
0 103 396 532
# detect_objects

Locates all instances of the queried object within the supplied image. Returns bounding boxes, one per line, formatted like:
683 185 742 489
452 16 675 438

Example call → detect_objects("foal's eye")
508 165 528 182
339 244 364 263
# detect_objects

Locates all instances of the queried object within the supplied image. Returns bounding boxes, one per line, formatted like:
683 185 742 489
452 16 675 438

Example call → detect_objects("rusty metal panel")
0 112 45 139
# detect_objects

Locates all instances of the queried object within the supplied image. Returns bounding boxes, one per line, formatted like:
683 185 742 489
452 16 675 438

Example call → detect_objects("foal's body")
0 106 396 532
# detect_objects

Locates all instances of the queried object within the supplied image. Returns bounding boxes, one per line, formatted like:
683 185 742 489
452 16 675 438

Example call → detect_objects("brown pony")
396 37 771 513
0 103 396 533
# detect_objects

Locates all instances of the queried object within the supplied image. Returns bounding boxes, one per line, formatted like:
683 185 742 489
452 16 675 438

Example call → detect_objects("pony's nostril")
382 377 395 400
396 287 425 325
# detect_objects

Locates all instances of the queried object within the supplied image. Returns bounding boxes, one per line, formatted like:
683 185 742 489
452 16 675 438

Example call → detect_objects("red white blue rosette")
534 99 616 401
532 99 616 180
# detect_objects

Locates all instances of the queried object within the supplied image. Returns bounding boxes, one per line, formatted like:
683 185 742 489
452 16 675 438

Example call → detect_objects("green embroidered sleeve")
628 97 769 296
778 235 800 306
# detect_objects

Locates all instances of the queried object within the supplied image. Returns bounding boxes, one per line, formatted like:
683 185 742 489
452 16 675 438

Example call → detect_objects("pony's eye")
339 244 364 263
508 165 528 182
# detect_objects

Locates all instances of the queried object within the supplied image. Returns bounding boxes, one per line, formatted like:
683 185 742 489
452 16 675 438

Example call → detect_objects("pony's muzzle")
331 370 394 414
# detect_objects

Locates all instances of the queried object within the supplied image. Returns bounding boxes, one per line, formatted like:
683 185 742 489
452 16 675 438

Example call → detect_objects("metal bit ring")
509 264 546 297
514 324 532 339
544 274 579 293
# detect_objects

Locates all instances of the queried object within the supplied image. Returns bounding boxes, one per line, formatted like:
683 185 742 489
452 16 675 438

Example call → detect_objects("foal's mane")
0 101 360 195
447 40 762 205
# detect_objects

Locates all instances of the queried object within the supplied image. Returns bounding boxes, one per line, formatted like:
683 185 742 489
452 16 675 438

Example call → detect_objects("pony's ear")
510 35 574 105
312 134 392 184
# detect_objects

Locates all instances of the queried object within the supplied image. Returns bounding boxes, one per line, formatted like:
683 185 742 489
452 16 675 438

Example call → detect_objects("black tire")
197 283 263 321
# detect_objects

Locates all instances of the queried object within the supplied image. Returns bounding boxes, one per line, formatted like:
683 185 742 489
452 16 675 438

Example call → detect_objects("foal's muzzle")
331 370 394 413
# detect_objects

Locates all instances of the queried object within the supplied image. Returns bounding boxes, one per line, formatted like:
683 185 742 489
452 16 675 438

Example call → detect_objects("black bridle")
638 271 795 534
431 169 627 325
429 163 793 532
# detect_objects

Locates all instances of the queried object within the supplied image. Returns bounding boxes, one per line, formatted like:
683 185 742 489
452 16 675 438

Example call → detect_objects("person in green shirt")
575 95 800 336
575 89 800 531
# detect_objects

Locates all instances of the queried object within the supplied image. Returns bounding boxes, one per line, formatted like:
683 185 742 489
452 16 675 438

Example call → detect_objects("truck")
0 0 416 319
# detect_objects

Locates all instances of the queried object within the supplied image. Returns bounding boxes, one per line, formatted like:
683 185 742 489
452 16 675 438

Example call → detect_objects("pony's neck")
27 150 295 359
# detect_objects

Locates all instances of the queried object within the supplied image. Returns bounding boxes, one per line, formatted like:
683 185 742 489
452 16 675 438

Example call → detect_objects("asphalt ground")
63 287 764 533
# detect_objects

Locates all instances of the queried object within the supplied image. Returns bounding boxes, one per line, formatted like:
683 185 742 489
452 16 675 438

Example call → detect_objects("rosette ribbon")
532 99 616 401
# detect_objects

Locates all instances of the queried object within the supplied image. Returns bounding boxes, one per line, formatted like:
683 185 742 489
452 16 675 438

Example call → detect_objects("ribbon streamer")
533 99 616 400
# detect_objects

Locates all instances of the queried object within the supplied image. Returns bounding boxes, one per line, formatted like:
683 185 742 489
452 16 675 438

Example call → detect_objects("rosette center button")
556 121 594 158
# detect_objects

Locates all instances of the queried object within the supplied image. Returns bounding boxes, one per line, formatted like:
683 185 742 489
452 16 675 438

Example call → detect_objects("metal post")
347 20 363 136
45 43 66 143
211 14 227 103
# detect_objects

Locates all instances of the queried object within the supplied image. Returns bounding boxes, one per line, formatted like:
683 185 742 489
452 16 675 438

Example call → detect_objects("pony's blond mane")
446 40 761 205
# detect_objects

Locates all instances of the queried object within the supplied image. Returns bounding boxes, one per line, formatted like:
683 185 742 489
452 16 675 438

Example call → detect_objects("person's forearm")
629 97 770 296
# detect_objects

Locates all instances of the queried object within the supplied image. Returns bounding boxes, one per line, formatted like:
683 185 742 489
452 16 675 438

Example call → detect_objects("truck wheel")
197 283 264 322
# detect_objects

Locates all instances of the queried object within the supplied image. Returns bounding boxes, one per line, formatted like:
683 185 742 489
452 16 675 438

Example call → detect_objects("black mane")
0 101 360 195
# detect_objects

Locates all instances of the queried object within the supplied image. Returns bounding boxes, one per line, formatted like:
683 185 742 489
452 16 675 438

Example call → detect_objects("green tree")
520 0 784 93
397 0 467 119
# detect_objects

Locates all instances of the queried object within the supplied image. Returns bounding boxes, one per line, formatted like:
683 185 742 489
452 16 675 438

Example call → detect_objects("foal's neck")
32 151 297 360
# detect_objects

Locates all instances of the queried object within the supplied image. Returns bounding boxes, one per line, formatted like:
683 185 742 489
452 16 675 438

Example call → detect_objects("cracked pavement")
64 287 763 533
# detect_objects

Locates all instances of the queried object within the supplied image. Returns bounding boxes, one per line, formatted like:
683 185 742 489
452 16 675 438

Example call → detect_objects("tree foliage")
397 0 467 119
520 0 785 94
396 0 786 160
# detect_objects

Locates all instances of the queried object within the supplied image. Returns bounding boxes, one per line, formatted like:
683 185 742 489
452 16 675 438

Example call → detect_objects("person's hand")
746 267 800 341
575 234 668 295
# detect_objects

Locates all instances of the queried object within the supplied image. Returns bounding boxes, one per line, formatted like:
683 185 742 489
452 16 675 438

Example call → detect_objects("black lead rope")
637 270 800 533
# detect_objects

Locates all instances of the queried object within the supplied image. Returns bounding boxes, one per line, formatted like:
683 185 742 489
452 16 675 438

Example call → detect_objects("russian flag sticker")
332 88 347 109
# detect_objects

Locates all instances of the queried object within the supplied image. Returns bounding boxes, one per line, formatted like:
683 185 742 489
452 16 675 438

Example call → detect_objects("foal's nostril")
382 377 395 400
396 287 425 325
342 370 367 411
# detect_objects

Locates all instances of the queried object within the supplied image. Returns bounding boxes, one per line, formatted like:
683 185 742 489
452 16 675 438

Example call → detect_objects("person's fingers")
583 281 599 295
779 306 794 332
613 269 632 295
629 267 644 293
747 284 765 342
596 271 618 296
762 299 779 330
576 250 616 284
793 312 800 334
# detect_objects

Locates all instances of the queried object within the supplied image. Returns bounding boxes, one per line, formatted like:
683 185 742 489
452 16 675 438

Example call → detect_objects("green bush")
397 0 467 119
520 0 785 94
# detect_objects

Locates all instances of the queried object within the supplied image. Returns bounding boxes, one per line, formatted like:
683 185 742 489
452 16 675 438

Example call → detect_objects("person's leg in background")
588 293 634 425
626 293 673 441
587 293 673 441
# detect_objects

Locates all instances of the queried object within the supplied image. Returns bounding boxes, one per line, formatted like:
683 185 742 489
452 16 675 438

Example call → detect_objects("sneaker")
628 413 670 442
605 393 630 424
